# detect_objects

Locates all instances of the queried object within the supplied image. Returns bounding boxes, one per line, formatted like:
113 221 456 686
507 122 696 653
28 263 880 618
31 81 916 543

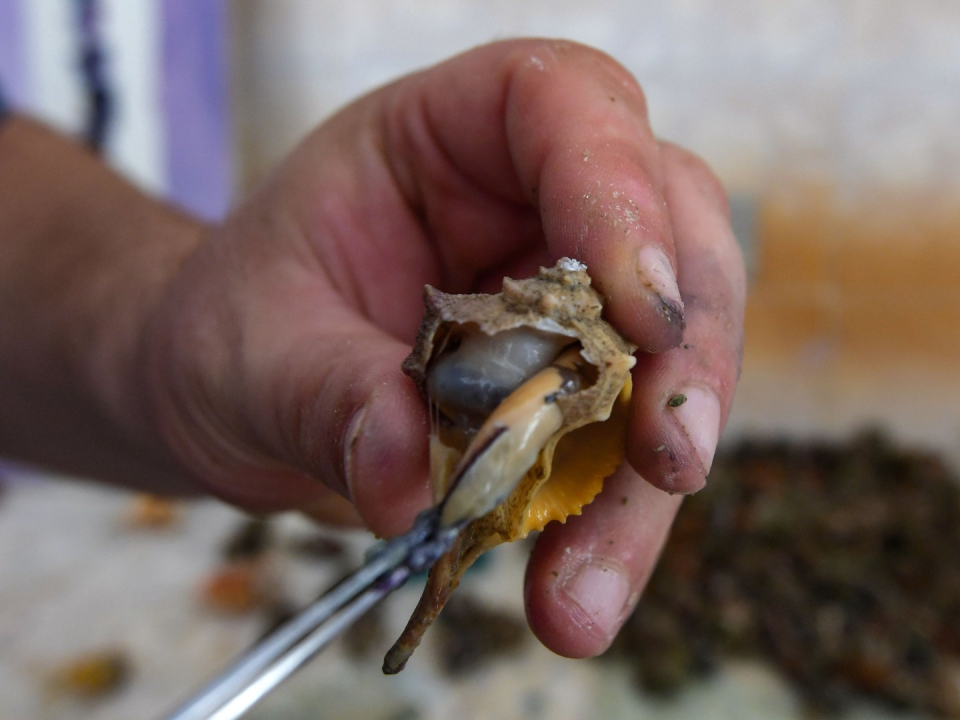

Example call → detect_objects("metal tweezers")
160 350 557 719
161 506 462 720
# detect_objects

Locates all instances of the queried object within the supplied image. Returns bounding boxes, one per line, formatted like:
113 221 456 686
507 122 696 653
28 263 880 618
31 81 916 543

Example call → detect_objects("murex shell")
383 258 637 674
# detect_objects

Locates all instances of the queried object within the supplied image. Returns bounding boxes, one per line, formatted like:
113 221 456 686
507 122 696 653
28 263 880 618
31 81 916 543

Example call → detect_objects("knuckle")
660 142 731 221
572 43 648 107
507 39 648 109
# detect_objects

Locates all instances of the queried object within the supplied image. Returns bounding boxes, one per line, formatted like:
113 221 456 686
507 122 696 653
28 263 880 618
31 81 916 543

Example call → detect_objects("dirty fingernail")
670 386 721 474
638 245 684 326
560 560 631 639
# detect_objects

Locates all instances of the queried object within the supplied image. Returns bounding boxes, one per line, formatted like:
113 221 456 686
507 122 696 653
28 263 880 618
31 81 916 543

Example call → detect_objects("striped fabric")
0 0 22 123
0 0 232 220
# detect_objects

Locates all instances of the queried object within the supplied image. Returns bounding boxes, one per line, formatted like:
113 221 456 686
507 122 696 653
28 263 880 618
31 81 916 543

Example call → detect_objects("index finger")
394 39 685 352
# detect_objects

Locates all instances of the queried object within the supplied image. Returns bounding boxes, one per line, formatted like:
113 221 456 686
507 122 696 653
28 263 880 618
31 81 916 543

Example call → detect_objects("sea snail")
384 258 637 674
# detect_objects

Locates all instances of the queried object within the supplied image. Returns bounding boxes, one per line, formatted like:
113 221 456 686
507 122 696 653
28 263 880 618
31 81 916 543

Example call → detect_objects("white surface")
232 0 960 202
0 476 941 720
24 0 85 134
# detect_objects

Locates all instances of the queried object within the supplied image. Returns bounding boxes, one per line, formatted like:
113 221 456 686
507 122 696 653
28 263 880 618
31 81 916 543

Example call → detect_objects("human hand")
140 40 746 656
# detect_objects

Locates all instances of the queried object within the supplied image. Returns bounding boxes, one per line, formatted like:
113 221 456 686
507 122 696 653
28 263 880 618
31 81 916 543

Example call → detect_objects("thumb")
144 241 431 539
293 325 433 537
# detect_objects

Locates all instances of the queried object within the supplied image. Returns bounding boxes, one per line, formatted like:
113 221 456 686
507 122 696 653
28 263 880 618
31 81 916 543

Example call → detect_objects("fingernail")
669 386 721 474
341 405 367 500
637 245 684 328
560 560 632 639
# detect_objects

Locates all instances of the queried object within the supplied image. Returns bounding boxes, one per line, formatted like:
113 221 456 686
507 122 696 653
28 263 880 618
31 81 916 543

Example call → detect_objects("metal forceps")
161 506 462 720
161 349 575 719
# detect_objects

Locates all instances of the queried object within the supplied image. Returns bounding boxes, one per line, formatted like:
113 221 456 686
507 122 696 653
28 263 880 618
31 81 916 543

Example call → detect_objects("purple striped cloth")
0 0 24 107
0 0 22 121
0 0 232 219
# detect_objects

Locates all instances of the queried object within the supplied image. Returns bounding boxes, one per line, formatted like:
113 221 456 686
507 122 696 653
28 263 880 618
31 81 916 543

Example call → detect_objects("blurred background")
2 1 960 719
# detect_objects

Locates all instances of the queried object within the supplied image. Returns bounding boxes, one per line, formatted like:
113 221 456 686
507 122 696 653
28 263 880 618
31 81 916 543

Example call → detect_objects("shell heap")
383 259 636 673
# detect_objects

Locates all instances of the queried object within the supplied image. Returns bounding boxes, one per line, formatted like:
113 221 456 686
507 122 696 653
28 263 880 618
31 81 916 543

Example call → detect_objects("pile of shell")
609 432 960 717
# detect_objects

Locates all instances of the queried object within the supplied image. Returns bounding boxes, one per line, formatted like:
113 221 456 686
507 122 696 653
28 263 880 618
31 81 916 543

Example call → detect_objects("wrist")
0 117 208 491
85 201 209 467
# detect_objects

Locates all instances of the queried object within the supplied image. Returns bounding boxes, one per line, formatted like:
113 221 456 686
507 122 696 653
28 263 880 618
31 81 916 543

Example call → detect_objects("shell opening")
385 260 638 675
427 325 578 442
438 363 574 528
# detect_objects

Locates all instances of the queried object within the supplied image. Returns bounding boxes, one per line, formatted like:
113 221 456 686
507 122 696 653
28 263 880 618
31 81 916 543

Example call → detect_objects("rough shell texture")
384 259 636 674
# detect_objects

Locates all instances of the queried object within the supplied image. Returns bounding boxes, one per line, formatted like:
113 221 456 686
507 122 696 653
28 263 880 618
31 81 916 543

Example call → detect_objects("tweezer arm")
162 541 409 720
209 578 395 720
160 506 460 720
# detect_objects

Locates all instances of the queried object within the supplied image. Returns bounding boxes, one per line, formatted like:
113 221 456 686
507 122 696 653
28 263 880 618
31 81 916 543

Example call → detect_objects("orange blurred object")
125 494 179 529
51 650 130 698
199 561 266 615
